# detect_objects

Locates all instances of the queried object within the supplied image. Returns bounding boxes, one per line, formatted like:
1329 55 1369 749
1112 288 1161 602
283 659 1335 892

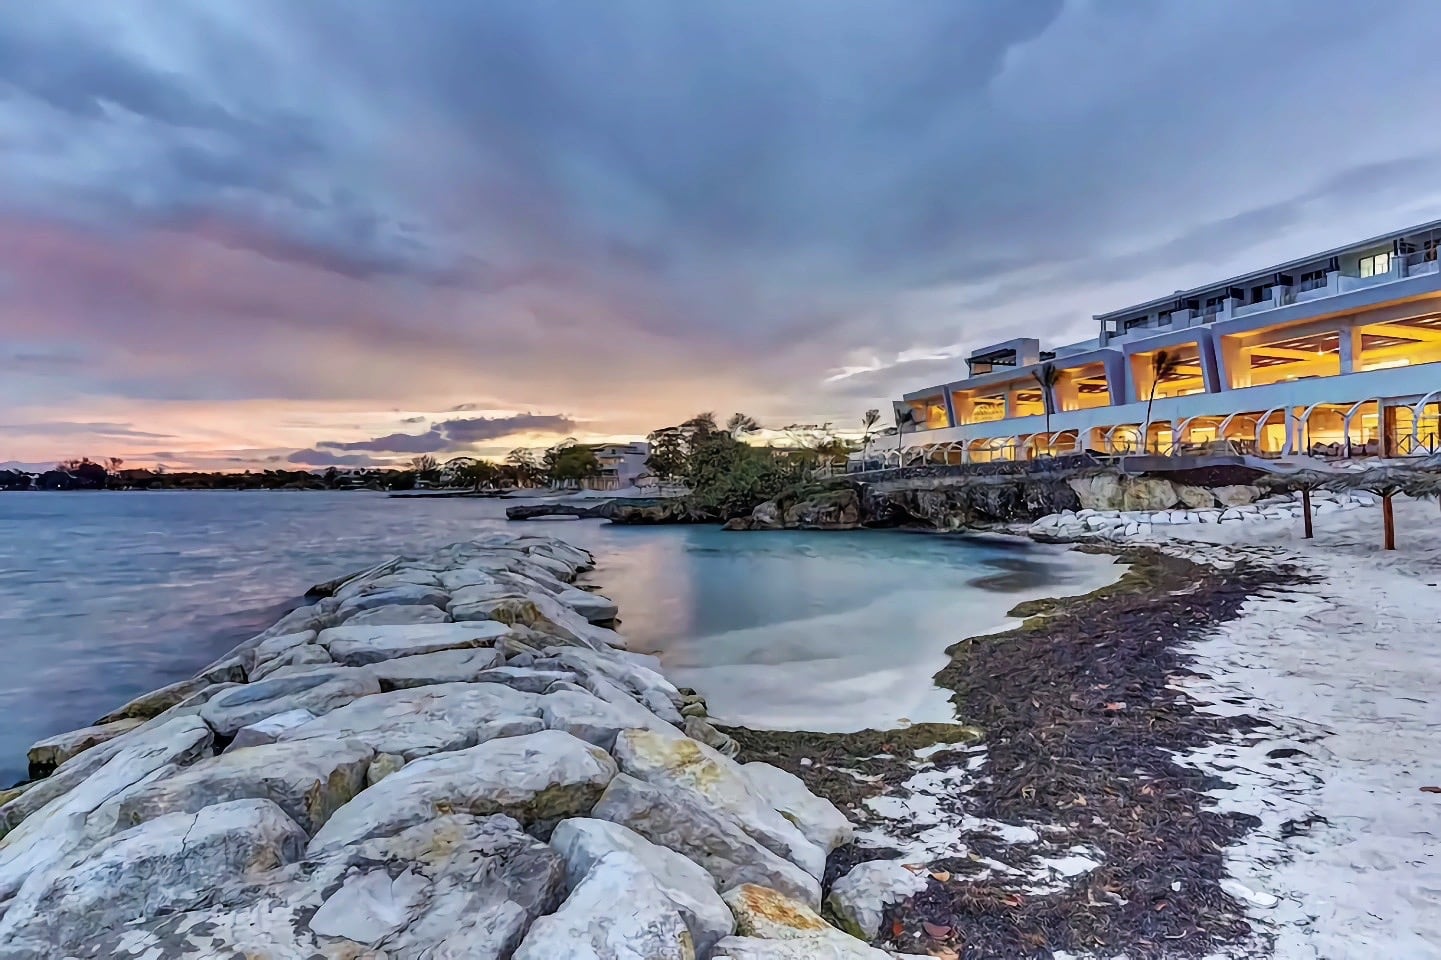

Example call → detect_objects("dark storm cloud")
316 413 577 453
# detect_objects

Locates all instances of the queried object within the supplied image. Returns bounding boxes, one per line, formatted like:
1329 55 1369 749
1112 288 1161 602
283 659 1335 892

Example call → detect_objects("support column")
951 393 973 426
1383 402 1397 458
1339 325 1363 374
1054 373 1079 413
1217 336 1249 389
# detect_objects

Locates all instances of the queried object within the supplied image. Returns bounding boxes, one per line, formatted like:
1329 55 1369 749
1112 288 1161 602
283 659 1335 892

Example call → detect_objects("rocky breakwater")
0 534 909 959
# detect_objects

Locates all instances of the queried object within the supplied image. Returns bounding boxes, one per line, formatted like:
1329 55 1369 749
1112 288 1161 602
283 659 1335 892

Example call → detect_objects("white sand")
1137 497 1441 958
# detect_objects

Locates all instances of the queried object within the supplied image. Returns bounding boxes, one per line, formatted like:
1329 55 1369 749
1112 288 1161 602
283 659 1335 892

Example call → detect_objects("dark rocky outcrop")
506 502 614 521
607 500 716 525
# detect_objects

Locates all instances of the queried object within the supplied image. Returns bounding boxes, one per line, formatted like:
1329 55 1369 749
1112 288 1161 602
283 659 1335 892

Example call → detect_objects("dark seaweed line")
731 547 1316 960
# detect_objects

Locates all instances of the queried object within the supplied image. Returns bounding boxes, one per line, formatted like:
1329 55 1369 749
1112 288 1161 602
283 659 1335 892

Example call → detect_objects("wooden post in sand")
1382 494 1396 551
1301 487 1314 539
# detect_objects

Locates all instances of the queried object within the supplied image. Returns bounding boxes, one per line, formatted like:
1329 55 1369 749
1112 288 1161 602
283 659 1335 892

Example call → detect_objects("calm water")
0 491 1119 784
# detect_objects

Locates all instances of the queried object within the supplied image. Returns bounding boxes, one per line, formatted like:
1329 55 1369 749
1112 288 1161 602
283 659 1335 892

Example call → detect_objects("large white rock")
742 762 853 854
250 642 334 681
247 629 319 672
513 852 695 960
309 730 618 854
277 681 542 759
227 707 317 750
69 814 568 960
613 729 827 879
550 817 734 954
334 584 450 622
592 774 821 907
26 717 144 776
0 715 214 901
0 799 307 956
826 860 930 940
114 738 374 835
319 621 512 666
344 603 452 626
199 668 381 736
366 646 503 689
552 586 619 623
334 572 441 602
540 688 678 749
1214 484 1261 507
719 884 898 957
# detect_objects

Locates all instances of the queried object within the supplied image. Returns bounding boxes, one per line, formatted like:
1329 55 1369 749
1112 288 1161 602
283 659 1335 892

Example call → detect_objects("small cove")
0 491 1121 783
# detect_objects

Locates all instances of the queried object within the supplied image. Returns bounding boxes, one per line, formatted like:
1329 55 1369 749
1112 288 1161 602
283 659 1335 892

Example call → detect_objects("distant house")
585 441 651 491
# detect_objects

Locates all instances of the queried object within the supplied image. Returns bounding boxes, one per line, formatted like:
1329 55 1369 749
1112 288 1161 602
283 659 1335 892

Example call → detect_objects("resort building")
881 219 1441 465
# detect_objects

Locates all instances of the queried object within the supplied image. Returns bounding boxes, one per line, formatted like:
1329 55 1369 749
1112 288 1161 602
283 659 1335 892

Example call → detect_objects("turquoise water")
0 491 1118 784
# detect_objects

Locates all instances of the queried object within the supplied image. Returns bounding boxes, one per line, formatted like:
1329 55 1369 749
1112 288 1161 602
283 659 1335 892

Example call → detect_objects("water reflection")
0 492 1119 783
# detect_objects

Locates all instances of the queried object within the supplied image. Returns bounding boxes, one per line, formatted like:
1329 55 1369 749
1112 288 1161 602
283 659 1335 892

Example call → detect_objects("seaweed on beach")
730 547 1315 960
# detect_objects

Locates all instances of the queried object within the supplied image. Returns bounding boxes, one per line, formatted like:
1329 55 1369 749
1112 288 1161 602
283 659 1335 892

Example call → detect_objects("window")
1359 252 1390 278
1123 315 1149 330
1298 268 1327 292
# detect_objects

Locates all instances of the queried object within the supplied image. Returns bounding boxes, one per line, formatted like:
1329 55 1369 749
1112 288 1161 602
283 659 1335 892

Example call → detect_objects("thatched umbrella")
1322 464 1441 550
1260 468 1336 539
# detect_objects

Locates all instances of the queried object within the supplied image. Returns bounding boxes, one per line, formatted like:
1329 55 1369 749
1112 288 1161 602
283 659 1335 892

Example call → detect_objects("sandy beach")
1144 497 1441 958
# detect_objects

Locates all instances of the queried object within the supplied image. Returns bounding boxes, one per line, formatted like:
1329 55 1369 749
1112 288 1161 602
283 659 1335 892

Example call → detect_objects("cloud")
316 412 576 453
5 1 1441 463
285 448 388 467
0 420 175 440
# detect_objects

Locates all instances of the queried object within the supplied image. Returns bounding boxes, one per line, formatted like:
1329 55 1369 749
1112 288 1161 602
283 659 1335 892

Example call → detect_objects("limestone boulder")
1214 483 1262 507
540 688 679 749
1121 477 1178 512
115 738 373 835
592 774 821 907
551 817 734 955
319 621 512 666
334 584 450 622
247 629 319 672
366 646 503 690
250 642 334 681
26 717 143 778
724 883 835 940
826 860 929 940
687 717 742 757
199 668 381 737
0 799 307 956
344 603 451 626
95 676 210 724
277 680 542 760
227 708 316 750
742 762 853 854
0 715 214 901
613 729 826 879
552 586 619 623
334 572 441 602
308 730 618 853
64 814 567 960
1067 474 1124 511
513 851 695 960
1175 484 1216 509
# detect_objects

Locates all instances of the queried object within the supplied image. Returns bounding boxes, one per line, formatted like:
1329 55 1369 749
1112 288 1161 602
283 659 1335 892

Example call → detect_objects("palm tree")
726 413 762 438
1142 349 1184 454
861 409 882 448
1030 363 1060 450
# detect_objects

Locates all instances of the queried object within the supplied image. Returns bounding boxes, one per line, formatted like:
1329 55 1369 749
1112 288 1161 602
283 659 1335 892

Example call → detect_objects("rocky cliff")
725 470 1270 533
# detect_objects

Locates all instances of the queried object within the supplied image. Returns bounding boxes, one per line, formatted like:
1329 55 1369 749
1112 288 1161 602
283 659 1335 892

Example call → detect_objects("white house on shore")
883 219 1441 465
584 441 651 490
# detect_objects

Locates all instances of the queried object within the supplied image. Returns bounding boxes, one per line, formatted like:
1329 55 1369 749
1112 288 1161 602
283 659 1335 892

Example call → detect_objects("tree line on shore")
0 409 888 497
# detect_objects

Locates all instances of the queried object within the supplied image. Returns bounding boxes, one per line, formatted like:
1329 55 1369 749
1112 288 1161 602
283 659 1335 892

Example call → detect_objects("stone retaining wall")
0 534 916 959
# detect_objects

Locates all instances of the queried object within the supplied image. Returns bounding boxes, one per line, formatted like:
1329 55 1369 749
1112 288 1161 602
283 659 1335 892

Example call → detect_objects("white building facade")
884 220 1441 465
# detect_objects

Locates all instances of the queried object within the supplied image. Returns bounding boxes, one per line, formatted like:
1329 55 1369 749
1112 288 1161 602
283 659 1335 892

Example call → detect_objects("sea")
0 491 1120 784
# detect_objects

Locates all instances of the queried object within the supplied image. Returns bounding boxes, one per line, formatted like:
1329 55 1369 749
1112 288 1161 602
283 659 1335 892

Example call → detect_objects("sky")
4 0 1441 471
